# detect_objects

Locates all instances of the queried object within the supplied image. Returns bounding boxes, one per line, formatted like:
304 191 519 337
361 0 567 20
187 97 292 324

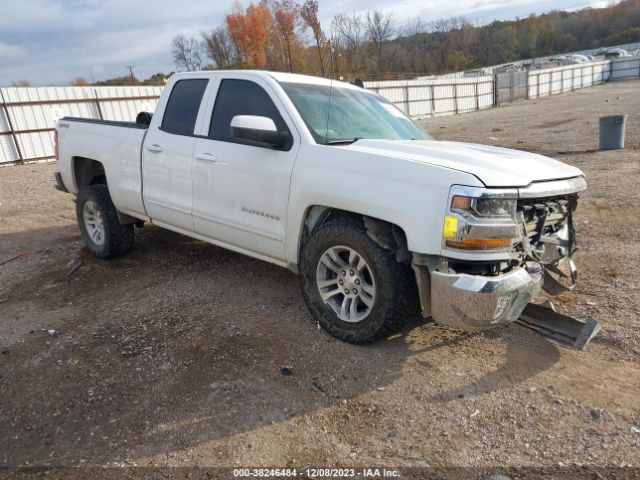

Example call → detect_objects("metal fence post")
94 89 104 120
609 59 613 82
509 71 515 102
404 85 410 117
430 84 436 117
475 81 479 111
493 74 498 106
453 84 459 115
0 89 23 164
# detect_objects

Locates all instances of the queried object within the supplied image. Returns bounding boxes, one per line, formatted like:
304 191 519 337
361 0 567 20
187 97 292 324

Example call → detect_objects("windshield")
280 82 432 145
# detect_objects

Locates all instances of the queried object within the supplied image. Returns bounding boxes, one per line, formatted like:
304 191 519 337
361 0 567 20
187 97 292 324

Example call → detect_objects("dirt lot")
1 80 639 478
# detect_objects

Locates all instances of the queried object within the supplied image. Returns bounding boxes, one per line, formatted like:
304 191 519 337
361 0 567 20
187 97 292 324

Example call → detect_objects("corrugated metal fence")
527 60 610 98
610 56 640 80
365 76 494 118
1 57 639 165
0 86 162 164
496 70 528 105
369 56 639 118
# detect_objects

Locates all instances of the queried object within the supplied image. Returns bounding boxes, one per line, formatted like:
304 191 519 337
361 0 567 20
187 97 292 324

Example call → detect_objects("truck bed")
57 116 150 219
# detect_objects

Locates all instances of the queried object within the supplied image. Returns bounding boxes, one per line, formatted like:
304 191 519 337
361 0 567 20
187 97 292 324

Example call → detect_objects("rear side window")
161 79 208 136
209 79 289 142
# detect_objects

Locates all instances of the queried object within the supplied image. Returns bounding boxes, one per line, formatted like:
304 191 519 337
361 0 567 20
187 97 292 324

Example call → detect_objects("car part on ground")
517 301 601 350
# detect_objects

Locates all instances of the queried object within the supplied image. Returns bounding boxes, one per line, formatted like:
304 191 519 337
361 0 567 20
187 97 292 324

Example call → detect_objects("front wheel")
299 216 418 343
76 184 134 258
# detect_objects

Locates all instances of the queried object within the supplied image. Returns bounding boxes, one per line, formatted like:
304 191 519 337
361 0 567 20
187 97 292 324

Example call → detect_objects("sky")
0 0 611 86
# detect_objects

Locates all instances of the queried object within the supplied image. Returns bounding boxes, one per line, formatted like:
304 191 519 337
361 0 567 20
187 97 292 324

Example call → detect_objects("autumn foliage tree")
170 0 640 80
226 2 272 68
273 0 299 72
300 0 327 76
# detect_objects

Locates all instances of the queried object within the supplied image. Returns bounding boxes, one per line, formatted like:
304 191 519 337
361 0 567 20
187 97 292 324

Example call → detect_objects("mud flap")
517 301 600 350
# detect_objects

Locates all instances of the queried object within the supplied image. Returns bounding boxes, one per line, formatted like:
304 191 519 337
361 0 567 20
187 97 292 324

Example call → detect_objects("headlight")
443 187 518 251
451 196 516 218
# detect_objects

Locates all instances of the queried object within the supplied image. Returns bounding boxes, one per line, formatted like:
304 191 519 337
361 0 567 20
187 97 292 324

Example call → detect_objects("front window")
280 82 432 145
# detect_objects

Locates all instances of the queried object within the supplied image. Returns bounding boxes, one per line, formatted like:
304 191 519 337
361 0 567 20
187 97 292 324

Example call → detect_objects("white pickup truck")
54 70 586 343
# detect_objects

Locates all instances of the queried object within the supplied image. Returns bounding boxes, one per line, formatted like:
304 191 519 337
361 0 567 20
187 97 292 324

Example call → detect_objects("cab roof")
172 70 362 90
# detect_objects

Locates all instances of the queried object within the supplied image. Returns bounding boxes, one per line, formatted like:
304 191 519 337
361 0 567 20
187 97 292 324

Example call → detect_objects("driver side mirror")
229 115 291 149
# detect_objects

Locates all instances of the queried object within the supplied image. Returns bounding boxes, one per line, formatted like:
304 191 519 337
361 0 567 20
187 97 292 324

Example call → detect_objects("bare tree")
365 9 395 73
401 18 426 37
332 13 364 73
202 27 235 68
171 34 203 71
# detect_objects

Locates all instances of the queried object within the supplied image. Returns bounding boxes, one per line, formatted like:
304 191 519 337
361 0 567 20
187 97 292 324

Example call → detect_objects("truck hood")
343 139 584 187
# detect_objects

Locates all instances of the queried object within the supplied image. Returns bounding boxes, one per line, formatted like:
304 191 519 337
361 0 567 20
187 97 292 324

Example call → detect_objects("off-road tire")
76 184 134 258
300 215 418 343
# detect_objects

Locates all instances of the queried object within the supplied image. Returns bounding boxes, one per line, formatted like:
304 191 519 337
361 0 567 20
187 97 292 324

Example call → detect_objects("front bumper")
430 264 543 329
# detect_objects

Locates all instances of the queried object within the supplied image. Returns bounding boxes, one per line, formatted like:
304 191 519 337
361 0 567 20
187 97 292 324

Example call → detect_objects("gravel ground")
0 80 639 479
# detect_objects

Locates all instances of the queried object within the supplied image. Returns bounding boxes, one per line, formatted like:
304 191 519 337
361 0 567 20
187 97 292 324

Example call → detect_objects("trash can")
599 114 626 150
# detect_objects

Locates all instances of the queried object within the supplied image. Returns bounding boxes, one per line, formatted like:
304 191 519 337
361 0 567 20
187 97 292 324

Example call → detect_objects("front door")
191 77 299 262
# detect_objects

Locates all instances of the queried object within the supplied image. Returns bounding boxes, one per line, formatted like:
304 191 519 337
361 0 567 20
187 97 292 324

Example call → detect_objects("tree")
332 13 364 74
72 77 91 86
226 2 272 68
401 18 426 37
203 26 235 68
365 10 395 74
94 76 140 86
171 34 203 71
167 0 640 80
300 0 327 76
143 73 171 86
11 80 31 87
273 0 299 72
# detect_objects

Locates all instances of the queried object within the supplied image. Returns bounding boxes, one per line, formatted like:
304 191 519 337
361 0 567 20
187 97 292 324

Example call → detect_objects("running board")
517 301 600 350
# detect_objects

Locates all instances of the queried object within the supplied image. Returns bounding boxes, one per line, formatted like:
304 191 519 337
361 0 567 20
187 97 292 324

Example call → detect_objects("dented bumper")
428 264 543 329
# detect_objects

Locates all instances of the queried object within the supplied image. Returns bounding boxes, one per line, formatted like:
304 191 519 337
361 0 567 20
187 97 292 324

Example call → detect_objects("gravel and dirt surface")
1 80 639 479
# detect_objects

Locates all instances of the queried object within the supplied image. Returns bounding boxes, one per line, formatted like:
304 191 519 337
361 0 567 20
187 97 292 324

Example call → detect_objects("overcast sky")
0 0 610 86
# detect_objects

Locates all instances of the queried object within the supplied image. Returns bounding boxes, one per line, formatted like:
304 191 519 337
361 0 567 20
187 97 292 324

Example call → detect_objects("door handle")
195 152 217 162
146 144 163 153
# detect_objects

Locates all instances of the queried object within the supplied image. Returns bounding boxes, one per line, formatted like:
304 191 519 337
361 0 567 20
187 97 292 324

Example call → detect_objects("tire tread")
299 215 418 343
76 185 134 258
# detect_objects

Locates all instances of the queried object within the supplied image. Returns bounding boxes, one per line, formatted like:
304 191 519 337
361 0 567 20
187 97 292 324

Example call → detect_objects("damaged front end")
516 190 579 296
413 177 588 331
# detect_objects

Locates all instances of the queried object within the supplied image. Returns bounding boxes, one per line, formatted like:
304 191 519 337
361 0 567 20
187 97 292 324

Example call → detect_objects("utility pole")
126 65 136 84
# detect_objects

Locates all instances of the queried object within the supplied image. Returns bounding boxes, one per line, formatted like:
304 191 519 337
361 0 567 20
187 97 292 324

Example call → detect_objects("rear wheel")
76 184 134 258
300 215 418 343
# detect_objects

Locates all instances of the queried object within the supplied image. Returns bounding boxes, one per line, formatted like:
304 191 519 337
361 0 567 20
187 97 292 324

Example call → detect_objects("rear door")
191 76 300 262
142 78 208 231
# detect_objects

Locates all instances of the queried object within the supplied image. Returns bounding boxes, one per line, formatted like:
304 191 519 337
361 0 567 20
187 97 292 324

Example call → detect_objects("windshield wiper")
324 137 361 145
